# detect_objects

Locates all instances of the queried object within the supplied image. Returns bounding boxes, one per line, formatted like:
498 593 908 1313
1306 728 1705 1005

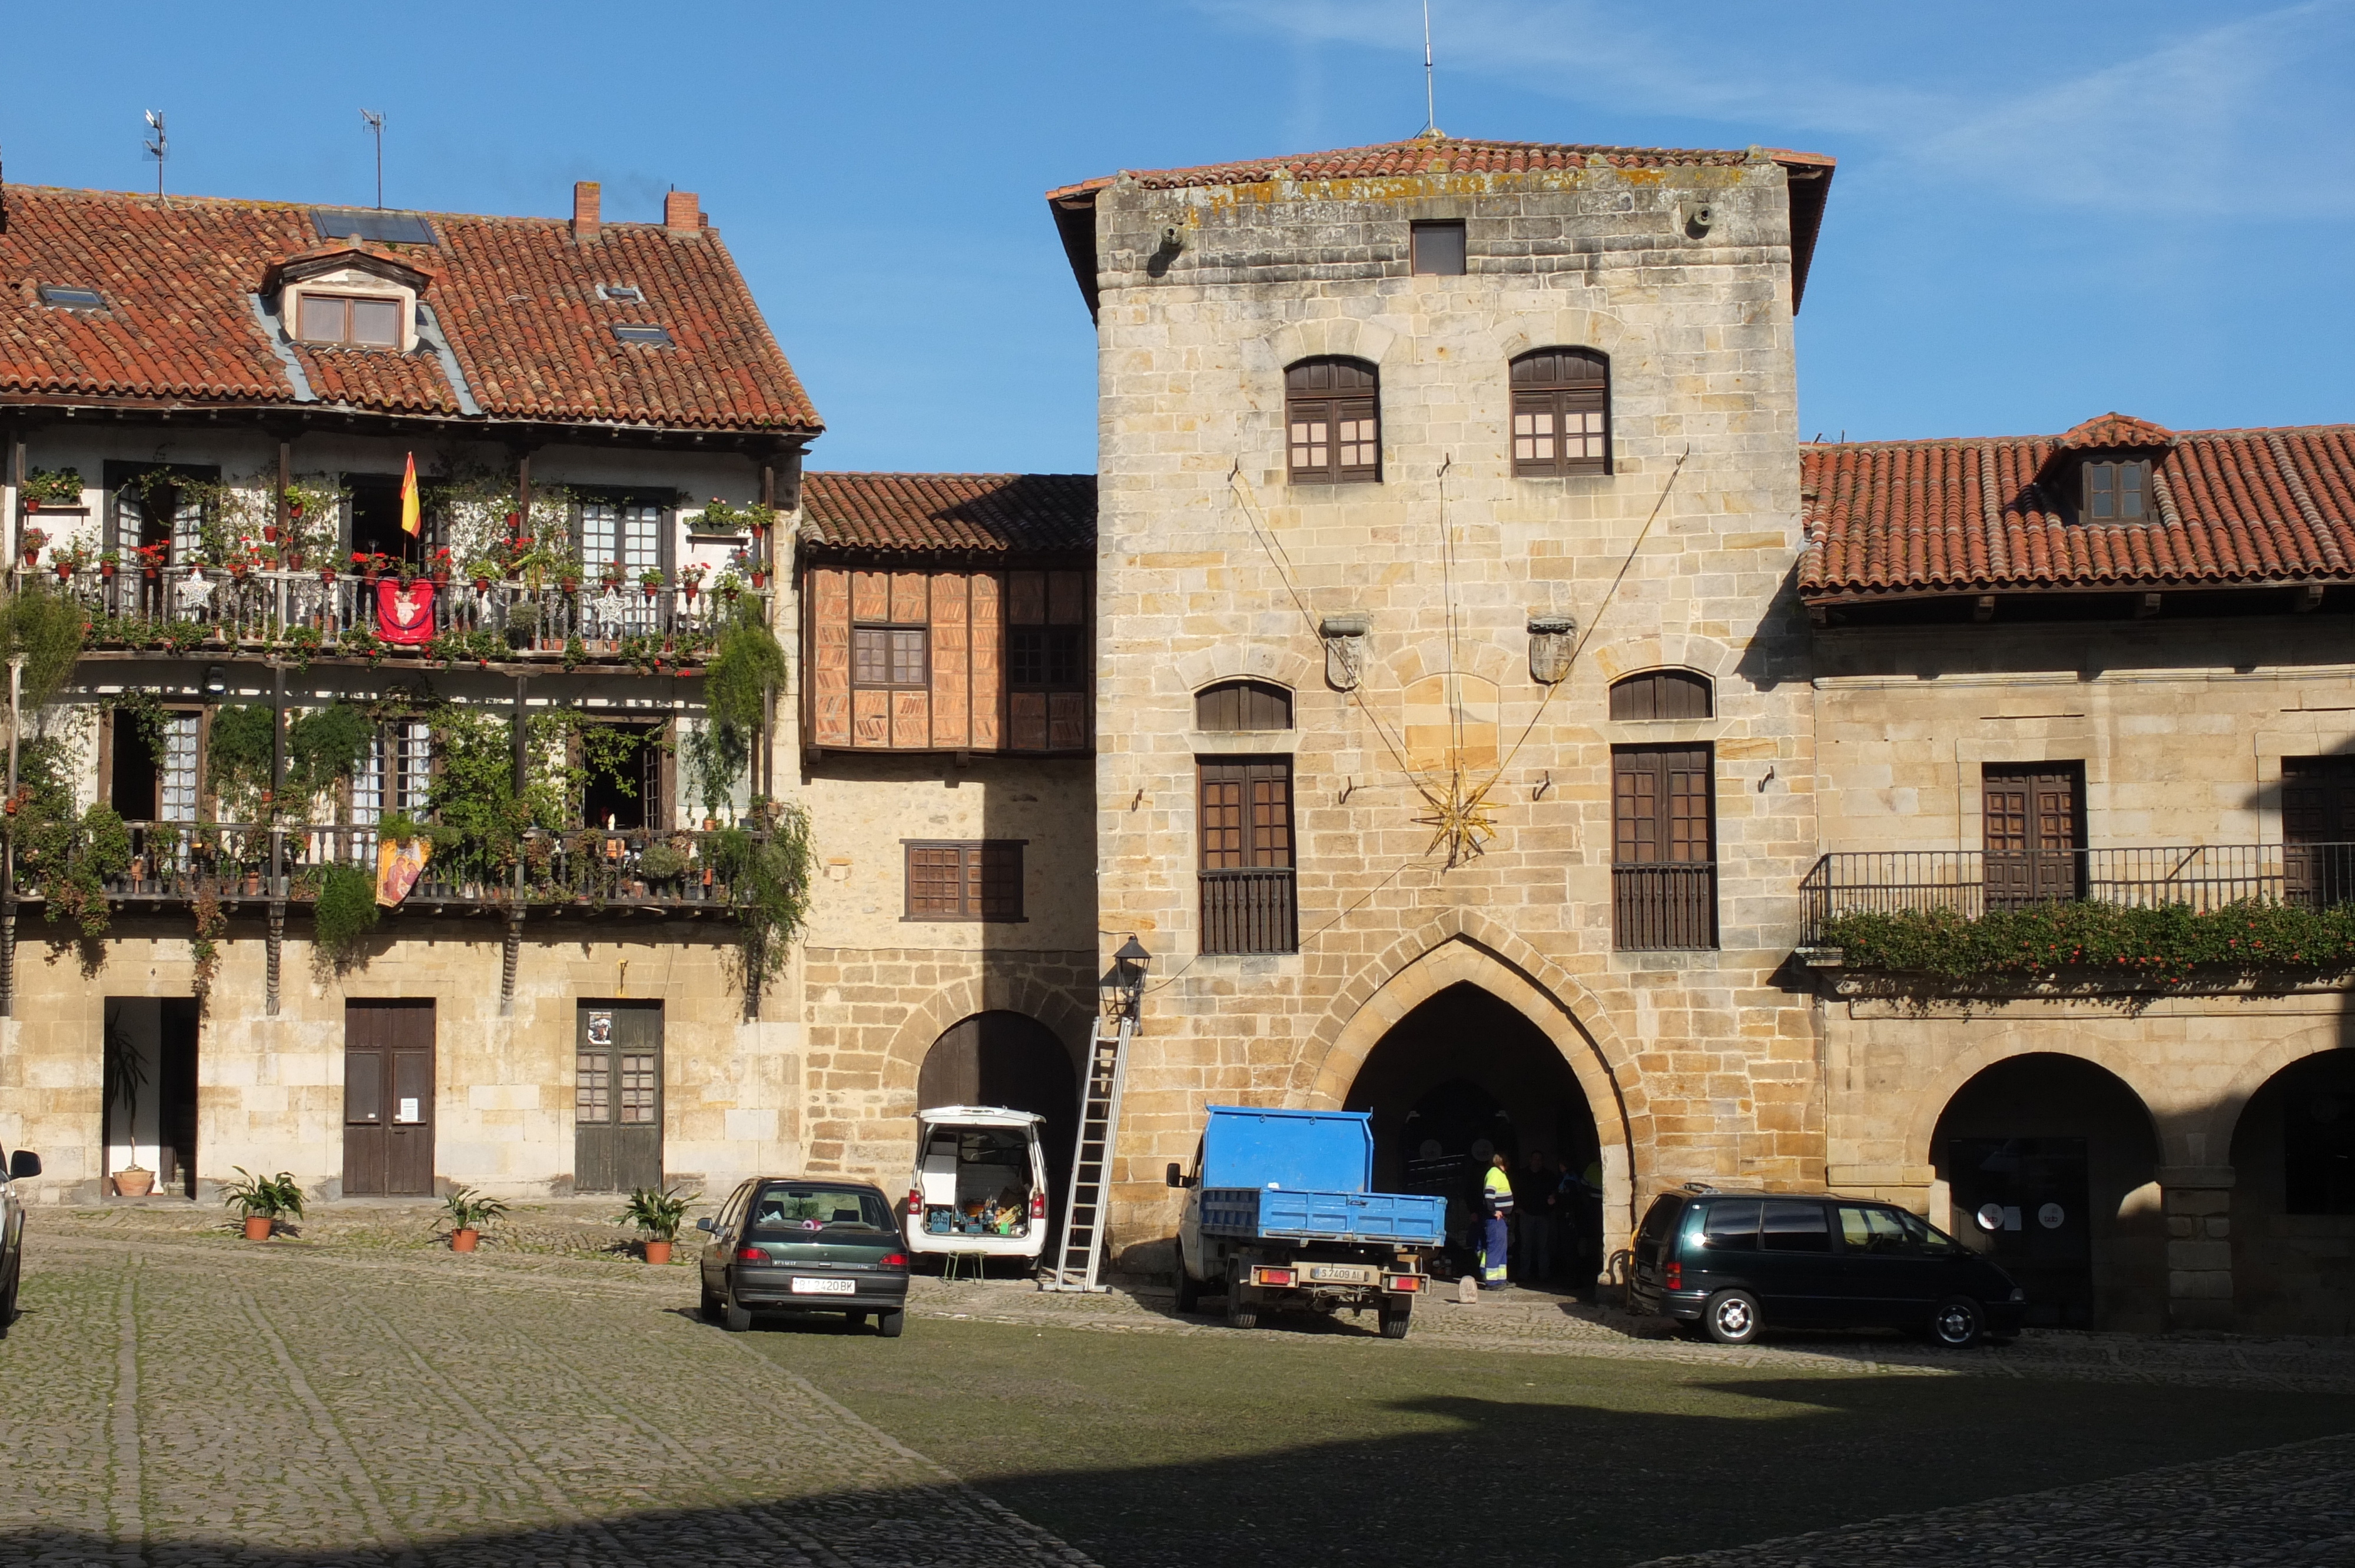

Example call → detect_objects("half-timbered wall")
804 565 1092 753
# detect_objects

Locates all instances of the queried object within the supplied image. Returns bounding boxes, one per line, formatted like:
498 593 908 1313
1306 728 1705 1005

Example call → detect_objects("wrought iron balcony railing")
40 565 766 665
13 819 765 916
1797 843 2355 947
1199 866 1298 956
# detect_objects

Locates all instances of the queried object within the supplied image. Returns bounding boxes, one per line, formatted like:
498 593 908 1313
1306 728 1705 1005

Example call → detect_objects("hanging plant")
310 862 380 971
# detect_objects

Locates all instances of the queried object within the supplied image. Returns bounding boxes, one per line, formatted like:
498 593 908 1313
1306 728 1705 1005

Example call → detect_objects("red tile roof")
0 183 819 433
1800 421 2355 602
799 473 1094 555
1046 135 1836 318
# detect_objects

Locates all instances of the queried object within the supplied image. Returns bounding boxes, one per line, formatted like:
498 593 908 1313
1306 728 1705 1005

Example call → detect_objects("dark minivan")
1 1140 38 1338
1628 1187 2025 1347
697 1178 911 1337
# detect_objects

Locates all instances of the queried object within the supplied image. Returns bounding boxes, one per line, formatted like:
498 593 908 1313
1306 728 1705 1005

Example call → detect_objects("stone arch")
1487 309 1653 378
2204 1019 2355 1165
1262 315 1401 374
1903 1035 2167 1170
1172 642 1317 698
877 972 1094 1121
1291 911 1648 1240
1379 634 1518 693
1587 632 1740 688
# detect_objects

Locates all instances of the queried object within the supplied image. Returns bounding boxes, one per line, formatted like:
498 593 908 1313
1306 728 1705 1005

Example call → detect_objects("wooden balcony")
1199 866 1297 956
44 566 766 670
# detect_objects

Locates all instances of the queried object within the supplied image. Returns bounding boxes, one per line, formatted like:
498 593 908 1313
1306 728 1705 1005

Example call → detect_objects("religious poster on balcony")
376 833 430 907
376 578 436 646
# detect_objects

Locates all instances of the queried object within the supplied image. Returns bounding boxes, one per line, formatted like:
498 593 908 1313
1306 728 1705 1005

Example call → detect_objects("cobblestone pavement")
2 1228 1096 1567
11 1207 2355 1566
1633 1432 2355 1567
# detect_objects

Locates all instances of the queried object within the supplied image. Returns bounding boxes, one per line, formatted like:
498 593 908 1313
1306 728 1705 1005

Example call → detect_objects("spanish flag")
399 453 420 537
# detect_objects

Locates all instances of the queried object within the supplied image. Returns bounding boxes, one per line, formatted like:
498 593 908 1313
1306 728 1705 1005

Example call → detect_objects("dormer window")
2084 459 2150 521
37 285 105 310
298 293 403 348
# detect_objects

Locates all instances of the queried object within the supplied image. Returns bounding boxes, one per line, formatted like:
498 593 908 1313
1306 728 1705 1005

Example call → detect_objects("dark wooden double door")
1982 764 2085 908
344 1001 435 1196
575 1002 663 1194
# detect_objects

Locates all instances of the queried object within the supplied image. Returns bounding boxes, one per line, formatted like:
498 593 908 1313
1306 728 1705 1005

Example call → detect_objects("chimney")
664 190 700 232
572 181 601 240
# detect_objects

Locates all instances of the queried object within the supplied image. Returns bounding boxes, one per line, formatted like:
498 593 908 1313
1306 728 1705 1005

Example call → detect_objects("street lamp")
1105 934 1152 1021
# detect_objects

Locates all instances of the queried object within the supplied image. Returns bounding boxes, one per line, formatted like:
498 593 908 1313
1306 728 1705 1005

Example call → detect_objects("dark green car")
696 1177 910 1337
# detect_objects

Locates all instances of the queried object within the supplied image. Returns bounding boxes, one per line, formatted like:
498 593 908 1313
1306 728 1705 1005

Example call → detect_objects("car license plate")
790 1277 856 1295
1309 1265 1370 1283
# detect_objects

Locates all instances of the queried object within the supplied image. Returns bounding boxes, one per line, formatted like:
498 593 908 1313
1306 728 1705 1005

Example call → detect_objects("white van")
904 1106 1052 1265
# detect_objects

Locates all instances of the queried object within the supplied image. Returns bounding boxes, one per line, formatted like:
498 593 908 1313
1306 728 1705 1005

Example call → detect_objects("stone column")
2158 1164 2235 1330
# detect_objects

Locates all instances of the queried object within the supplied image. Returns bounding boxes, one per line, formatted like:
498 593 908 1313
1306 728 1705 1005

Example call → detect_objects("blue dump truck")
1166 1105 1445 1339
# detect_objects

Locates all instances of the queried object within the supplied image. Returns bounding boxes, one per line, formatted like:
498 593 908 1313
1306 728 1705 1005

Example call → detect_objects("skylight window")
612 324 672 348
599 284 645 304
310 208 436 246
37 285 105 310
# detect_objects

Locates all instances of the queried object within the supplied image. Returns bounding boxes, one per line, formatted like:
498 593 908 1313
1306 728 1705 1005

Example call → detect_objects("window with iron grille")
1510 348 1610 477
2082 460 2151 521
853 626 928 689
1198 758 1296 954
1286 357 1381 484
1612 745 1716 950
1010 625 1084 690
904 841 1024 921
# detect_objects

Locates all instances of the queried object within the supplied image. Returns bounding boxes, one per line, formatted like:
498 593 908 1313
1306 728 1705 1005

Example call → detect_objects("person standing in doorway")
1480 1153 1514 1290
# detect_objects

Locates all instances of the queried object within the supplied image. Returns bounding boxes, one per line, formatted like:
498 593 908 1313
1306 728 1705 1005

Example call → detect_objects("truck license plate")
1310 1265 1370 1283
790 1277 856 1295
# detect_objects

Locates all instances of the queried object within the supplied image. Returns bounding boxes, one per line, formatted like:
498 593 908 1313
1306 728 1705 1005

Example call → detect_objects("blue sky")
5 1 2349 472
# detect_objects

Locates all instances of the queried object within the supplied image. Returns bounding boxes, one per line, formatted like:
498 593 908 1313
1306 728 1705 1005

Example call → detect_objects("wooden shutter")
1608 669 1712 721
1199 759 1296 955
1285 359 1380 484
1613 746 1716 949
1982 763 2083 907
1510 350 1610 476
2283 758 2355 908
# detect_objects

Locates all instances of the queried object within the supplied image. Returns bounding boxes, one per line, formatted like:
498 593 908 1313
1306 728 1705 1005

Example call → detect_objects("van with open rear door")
903 1107 1051 1268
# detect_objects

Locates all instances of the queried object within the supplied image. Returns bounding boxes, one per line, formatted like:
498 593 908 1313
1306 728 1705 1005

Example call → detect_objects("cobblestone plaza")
3 1208 2350 1566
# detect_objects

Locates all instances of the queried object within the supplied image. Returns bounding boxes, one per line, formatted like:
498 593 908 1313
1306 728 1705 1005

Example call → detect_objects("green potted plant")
221 1167 304 1240
616 1185 695 1264
103 1009 152 1197
440 1187 509 1253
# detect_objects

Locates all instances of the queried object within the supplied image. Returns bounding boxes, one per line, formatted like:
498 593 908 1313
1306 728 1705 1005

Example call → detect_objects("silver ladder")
1041 1014 1135 1292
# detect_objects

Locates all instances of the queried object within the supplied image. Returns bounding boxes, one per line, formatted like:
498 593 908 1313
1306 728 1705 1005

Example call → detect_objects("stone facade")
1084 152 1826 1271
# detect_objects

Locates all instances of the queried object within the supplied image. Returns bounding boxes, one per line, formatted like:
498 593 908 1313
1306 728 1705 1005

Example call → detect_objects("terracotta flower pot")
114 1167 155 1198
101 562 116 579
243 1215 273 1241
644 1240 673 1265
451 1227 480 1253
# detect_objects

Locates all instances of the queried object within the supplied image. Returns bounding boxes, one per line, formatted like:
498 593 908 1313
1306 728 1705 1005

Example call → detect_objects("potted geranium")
638 566 665 601
98 549 120 580
18 527 48 567
677 563 706 603
134 542 168 580
440 1187 509 1253
222 1167 305 1241
616 1184 696 1264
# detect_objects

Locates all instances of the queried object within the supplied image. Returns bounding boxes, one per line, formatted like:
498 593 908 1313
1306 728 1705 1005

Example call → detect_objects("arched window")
1609 669 1712 721
1195 679 1293 732
1286 357 1380 484
1510 348 1610 477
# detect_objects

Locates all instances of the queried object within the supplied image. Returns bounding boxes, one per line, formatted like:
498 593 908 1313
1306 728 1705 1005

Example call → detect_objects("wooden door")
2283 757 2355 908
1198 759 1296 955
1611 746 1717 949
1982 764 2084 909
343 1001 435 1195
575 1002 662 1193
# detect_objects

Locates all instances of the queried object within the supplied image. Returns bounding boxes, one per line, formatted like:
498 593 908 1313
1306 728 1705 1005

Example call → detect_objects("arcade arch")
2228 1047 2355 1335
916 1011 1079 1204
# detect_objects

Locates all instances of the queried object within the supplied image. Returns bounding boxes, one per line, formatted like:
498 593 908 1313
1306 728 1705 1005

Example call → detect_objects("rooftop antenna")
1421 0 1440 136
360 109 385 208
142 111 166 202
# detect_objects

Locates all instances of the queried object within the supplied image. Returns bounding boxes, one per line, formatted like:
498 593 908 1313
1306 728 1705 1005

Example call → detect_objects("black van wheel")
1929 1296 1984 1348
1227 1285 1259 1331
1703 1290 1762 1346
1378 1300 1412 1340
1174 1267 1203 1313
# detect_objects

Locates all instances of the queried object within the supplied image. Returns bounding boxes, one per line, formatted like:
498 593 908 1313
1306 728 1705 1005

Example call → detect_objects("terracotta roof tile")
800 473 1094 555
0 183 818 432
1800 421 2355 600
